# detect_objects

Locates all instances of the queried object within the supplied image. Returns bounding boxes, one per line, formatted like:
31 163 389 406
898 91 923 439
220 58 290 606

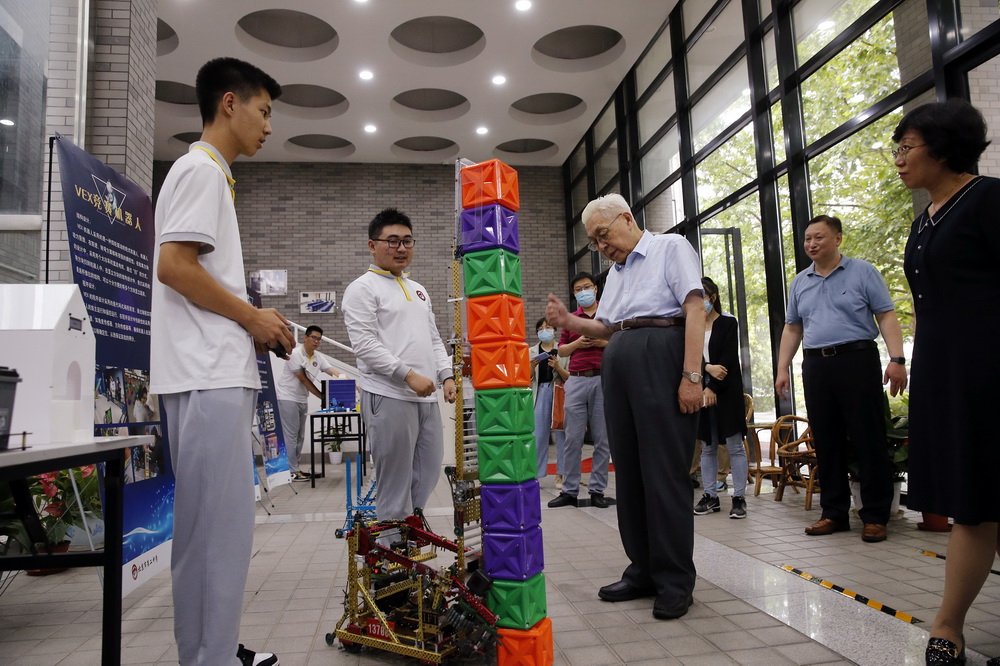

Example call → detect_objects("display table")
0 435 152 666
308 411 366 488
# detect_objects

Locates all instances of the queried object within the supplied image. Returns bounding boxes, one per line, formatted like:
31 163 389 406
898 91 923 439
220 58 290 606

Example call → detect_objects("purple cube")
460 204 519 255
483 526 544 580
481 481 541 532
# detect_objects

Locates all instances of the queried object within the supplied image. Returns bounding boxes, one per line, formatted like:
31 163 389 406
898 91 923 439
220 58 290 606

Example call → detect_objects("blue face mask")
537 329 555 343
705 299 713 315
575 289 596 308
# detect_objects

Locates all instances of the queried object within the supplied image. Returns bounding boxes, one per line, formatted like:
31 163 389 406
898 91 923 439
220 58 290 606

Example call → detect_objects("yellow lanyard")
193 146 236 201
368 267 412 301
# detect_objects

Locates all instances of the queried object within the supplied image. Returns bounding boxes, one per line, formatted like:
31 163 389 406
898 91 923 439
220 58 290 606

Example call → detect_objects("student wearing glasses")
342 208 457 522
275 325 338 481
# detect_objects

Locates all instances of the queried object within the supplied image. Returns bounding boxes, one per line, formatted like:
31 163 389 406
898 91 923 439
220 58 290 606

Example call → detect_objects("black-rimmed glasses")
371 237 416 249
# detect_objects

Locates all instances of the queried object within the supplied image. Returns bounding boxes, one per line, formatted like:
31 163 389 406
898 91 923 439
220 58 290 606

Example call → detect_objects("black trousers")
602 326 698 597
802 346 892 525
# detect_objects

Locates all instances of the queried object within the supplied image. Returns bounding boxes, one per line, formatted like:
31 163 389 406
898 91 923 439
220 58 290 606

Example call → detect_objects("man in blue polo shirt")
776 215 907 543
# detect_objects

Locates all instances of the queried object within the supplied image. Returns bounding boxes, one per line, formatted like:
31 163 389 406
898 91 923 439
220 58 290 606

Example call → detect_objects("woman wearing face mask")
530 318 570 484
692 277 749 519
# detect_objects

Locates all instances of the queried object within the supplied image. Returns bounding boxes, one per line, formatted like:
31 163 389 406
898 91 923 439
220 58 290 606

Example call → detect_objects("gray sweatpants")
163 387 256 666
277 399 308 472
360 390 444 520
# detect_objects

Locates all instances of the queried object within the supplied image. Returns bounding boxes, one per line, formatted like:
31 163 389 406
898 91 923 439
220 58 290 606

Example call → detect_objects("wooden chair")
744 394 783 496
772 414 820 510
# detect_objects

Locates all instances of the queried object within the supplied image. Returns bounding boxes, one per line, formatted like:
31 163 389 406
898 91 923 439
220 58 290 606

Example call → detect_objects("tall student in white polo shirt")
276 325 337 481
150 58 294 666
342 208 457 522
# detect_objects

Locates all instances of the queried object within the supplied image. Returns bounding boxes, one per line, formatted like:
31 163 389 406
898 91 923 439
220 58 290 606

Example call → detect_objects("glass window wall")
686 0 743 94
638 73 675 148
635 26 671 98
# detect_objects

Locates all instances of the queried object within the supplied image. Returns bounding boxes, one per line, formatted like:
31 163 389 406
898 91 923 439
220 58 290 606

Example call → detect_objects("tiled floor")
2 449 999 665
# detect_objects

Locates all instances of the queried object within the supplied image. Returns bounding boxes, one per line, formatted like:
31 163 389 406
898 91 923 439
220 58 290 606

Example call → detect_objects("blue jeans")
533 381 566 478
700 419 748 498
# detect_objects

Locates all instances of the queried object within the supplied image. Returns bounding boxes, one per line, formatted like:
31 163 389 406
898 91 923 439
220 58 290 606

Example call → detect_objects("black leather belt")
611 317 685 332
803 340 877 357
569 369 600 377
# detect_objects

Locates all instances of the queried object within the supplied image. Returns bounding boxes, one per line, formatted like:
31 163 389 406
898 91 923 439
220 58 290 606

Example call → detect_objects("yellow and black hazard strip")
778 565 922 624
919 549 1000 576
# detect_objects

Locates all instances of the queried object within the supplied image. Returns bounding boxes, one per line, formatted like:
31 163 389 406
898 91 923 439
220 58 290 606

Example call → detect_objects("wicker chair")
744 394 782 496
771 414 820 509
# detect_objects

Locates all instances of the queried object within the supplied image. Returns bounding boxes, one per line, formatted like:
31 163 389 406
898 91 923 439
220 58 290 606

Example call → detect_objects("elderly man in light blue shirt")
546 193 705 621
776 215 907 544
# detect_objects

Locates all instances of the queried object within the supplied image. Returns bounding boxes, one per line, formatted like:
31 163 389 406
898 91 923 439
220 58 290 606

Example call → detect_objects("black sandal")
926 637 965 665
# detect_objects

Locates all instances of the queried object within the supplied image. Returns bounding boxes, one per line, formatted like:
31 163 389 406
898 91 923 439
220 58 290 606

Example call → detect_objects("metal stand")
335 454 376 538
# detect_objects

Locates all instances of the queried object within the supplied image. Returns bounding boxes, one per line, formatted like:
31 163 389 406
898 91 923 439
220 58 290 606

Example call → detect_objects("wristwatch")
889 357 905 366
681 370 702 383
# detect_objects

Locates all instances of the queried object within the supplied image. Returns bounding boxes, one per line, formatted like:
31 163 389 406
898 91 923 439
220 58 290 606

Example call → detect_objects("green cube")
488 573 547 630
478 434 537 484
475 388 534 436
463 249 522 297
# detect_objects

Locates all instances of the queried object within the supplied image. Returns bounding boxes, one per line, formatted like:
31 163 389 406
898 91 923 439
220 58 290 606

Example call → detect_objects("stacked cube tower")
460 159 553 666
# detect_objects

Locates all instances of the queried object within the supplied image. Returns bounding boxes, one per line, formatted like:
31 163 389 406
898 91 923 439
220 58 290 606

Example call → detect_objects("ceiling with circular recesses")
154 0 676 166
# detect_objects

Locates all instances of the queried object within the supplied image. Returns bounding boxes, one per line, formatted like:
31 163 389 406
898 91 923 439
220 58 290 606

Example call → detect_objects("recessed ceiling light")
492 75 506 85
364 124 377 133
0 119 13 127
515 0 532 10
359 70 373 80
354 0 368 3
476 127 488 135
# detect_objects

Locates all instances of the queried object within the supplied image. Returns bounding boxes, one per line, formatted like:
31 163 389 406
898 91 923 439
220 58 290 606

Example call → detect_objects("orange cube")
466 294 526 344
461 158 520 211
497 617 553 666
471 341 530 390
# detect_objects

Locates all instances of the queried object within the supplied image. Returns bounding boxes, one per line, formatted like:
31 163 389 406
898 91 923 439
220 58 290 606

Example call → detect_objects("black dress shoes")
589 493 616 508
547 493 577 508
652 593 694 620
597 579 656 602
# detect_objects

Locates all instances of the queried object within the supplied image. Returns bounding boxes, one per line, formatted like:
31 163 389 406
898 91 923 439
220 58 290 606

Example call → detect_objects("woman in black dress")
692 277 749 519
895 99 999 666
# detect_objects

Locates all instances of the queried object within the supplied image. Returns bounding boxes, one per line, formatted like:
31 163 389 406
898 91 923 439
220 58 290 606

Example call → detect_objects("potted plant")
325 426 344 464
0 466 103 575
849 393 907 517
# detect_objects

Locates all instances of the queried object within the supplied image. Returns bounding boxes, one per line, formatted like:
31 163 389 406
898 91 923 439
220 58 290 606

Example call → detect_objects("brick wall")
152 160 569 364
37 0 158 285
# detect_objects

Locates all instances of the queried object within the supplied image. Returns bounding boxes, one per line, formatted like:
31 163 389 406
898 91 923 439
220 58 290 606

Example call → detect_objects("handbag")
551 381 566 431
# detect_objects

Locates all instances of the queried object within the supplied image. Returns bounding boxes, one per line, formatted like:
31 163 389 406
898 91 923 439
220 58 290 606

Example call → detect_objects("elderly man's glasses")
371 237 416 249
891 144 925 161
586 213 625 251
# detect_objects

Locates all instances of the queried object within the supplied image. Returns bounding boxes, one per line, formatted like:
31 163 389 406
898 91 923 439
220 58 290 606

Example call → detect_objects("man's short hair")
195 57 281 125
368 208 413 240
305 325 323 338
806 214 842 234
582 193 631 227
571 272 596 289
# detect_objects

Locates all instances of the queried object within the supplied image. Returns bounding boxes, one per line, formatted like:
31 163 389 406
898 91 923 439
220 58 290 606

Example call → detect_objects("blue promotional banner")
55 134 174 596
249 288 291 489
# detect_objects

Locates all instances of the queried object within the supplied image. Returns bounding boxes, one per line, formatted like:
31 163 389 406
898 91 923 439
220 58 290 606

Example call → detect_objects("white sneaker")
238 644 278 666
555 474 563 490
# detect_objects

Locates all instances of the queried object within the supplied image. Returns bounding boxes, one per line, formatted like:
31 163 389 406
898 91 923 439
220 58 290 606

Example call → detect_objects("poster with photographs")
57 134 172 596
250 270 288 296
300 290 336 314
